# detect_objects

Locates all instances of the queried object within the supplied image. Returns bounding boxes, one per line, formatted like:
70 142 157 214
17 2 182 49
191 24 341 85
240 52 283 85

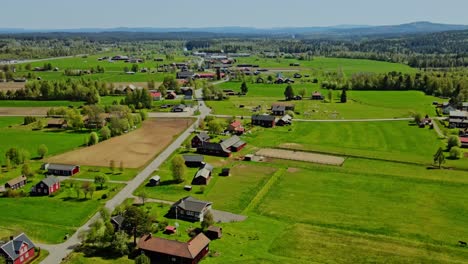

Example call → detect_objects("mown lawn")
245 120 445 164
73 166 139 182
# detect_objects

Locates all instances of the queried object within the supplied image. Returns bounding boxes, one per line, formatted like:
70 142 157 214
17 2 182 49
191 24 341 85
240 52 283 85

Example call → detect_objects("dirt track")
0 82 25 91
256 148 345 166
47 118 193 168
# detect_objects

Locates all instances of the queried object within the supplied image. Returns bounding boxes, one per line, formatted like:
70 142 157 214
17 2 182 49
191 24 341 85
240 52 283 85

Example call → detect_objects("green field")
0 96 125 108
207 81 442 119
0 179 124 243
0 117 86 164
245 120 444 164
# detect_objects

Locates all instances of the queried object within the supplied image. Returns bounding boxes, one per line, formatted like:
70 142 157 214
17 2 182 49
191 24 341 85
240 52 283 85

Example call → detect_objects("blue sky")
2 0 467 29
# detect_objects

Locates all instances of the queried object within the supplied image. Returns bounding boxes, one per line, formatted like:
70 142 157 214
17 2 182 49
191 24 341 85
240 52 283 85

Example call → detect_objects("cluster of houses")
447 110 468 148
0 163 79 196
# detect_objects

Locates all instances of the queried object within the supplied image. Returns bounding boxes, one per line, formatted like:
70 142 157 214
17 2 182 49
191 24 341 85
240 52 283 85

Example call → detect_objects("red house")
150 91 162 101
138 233 210 264
0 233 36 264
227 120 245 135
32 176 60 195
43 163 80 176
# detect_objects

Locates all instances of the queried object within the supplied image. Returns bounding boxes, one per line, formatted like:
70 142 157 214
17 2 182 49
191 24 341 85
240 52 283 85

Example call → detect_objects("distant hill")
0 22 467 36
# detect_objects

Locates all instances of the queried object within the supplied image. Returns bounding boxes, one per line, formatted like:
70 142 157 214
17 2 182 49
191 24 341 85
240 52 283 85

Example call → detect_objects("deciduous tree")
171 155 186 183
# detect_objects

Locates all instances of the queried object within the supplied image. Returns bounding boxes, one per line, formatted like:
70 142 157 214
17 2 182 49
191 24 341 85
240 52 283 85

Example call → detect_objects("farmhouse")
460 137 468 148
176 71 194 80
169 196 212 222
271 105 286 116
448 110 468 128
220 135 247 152
192 163 213 185
277 114 292 126
0 233 36 264
191 132 210 148
150 91 163 101
5 175 27 190
442 104 456 115
252 114 276 127
137 233 210 264
227 120 245 135
183 155 205 168
43 163 80 176
312 91 324 100
197 142 231 157
32 176 60 195
47 118 67 129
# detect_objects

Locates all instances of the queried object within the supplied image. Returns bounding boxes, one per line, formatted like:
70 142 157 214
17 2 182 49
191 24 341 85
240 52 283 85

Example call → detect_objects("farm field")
234 56 418 75
207 81 442 119
245 120 445 165
0 117 86 164
47 118 193 168
0 82 26 91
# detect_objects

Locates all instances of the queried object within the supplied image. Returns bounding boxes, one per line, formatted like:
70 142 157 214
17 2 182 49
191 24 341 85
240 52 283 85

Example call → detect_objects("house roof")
272 105 286 112
459 137 468 143
449 110 468 118
138 233 210 259
39 176 60 187
195 168 211 179
195 132 210 142
220 136 243 149
312 91 322 96
111 215 125 227
200 142 231 153
6 175 26 187
172 104 186 110
280 114 292 122
46 163 78 171
183 155 204 163
0 233 35 261
150 92 161 98
462 102 468 107
230 120 242 128
172 196 212 213
252 114 276 122
207 226 222 233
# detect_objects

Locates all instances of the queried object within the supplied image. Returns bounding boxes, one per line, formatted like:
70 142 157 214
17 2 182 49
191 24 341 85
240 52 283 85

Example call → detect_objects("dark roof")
195 132 210 142
232 140 246 148
252 114 276 122
272 105 286 112
6 175 26 187
200 142 231 153
183 155 204 163
207 226 222 233
172 196 212 213
46 163 78 171
0 233 35 260
138 233 210 259
40 176 60 187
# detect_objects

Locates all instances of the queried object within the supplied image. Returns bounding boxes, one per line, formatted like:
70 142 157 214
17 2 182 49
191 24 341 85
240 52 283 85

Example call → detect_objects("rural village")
0 15 468 264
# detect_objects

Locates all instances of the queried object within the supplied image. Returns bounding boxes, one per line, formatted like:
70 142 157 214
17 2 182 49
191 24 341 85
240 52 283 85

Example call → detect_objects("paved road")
40 88 211 264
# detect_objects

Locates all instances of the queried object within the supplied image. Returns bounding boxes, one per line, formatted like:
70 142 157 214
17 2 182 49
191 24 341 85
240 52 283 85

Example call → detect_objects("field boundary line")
243 168 285 214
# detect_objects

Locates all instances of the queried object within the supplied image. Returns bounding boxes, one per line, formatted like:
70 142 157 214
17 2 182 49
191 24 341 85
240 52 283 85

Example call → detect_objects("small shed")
206 226 222 240
244 154 254 161
149 176 161 186
184 185 192 191
165 226 177 234
183 155 205 168
220 168 230 177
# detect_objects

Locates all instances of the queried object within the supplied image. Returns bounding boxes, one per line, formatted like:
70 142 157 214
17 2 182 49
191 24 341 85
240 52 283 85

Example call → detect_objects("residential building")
169 196 212 222
192 163 213 185
0 233 36 264
137 233 210 264
251 115 276 127
5 175 27 190
191 132 210 148
32 176 60 195
183 155 205 168
43 163 80 176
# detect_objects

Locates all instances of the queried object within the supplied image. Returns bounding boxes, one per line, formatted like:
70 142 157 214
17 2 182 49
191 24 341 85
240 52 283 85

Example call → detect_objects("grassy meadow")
207 81 442 119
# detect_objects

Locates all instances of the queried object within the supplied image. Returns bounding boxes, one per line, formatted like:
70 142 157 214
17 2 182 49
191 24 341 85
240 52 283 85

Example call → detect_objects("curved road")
39 88 211 264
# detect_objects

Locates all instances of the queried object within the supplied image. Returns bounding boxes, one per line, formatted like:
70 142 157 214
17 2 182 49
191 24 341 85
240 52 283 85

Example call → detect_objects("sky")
2 0 468 29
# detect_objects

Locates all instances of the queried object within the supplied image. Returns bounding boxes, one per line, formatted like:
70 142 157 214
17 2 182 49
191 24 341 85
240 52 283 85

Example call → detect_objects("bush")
23 116 37 125
101 193 108 199
99 126 111 140
88 132 99 146
447 135 461 150
449 147 463 159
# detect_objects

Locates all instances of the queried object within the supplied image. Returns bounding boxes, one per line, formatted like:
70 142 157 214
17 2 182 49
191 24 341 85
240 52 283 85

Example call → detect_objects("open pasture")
47 118 192 168
246 120 444 164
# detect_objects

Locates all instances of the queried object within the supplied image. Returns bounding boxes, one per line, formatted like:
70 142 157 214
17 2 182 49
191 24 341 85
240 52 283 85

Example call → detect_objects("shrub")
99 126 111 140
23 116 37 125
88 132 99 146
101 193 108 199
449 147 463 159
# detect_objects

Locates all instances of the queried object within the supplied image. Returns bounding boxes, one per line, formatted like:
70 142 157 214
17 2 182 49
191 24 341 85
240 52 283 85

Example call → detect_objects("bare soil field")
256 148 345 166
0 82 25 91
0 107 48 116
47 118 193 168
